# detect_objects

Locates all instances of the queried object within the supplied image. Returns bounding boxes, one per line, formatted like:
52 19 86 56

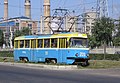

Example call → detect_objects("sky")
0 0 120 20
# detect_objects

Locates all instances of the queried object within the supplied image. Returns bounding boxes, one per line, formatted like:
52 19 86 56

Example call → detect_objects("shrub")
0 51 13 57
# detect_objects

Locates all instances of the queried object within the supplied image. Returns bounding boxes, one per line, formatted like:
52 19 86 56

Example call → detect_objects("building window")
16 23 19 26
28 24 32 27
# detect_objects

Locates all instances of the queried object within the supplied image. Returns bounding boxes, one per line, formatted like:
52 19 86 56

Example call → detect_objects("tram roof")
14 32 87 40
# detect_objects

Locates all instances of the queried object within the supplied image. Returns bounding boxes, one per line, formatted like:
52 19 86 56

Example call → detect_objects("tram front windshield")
69 38 88 48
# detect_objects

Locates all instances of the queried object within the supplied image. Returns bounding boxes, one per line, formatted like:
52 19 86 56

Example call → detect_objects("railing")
90 46 120 54
0 47 120 54
0 48 13 51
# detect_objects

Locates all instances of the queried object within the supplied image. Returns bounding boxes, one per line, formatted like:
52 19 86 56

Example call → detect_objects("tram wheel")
51 60 56 64
45 58 57 64
23 58 28 62
19 57 28 63
81 60 89 66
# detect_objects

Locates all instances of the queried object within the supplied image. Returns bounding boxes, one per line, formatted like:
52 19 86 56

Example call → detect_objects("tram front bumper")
67 57 90 62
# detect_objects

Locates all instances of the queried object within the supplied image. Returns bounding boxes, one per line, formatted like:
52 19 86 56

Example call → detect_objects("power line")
56 0 62 8
62 0 68 8
63 1 96 8
19 0 21 16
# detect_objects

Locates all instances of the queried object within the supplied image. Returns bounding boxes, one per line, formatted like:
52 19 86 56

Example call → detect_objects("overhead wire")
0 0 120 19
62 0 68 8
56 0 62 8
67 1 97 15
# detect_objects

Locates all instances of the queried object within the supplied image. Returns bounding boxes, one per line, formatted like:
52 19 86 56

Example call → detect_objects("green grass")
78 60 120 69
0 57 14 62
0 57 120 69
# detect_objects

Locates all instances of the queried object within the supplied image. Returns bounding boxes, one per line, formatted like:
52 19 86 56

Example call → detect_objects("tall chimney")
43 0 51 34
4 0 8 20
25 0 31 18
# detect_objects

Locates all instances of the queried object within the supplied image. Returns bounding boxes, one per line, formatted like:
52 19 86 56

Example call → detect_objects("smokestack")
4 0 8 20
25 0 31 18
43 0 51 34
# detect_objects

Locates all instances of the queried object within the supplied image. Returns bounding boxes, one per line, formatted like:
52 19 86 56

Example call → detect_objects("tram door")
59 38 67 63
31 39 36 61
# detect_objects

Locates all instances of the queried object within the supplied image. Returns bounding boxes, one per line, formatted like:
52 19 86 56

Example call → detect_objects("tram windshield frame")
69 37 88 48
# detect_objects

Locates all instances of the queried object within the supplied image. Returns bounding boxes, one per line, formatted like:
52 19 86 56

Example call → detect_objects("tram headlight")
86 54 90 59
86 54 89 57
75 53 78 57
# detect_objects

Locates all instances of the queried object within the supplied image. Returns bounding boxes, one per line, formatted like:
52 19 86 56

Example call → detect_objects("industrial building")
0 16 38 48
84 11 97 35
0 0 110 48
0 0 38 48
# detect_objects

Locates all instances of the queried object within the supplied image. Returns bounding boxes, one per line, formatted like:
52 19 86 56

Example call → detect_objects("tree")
14 27 31 38
89 17 114 54
88 35 101 49
113 18 120 46
0 30 4 47
113 37 120 46
21 27 32 35
13 27 32 46
14 30 21 37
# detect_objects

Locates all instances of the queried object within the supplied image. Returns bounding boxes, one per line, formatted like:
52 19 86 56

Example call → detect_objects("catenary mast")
96 0 109 18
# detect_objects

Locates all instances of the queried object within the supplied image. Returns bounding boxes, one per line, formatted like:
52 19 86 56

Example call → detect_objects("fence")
90 46 120 54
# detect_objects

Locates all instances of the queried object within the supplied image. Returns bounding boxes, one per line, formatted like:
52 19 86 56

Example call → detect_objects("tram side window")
20 40 24 48
14 40 18 48
25 40 30 48
38 39 43 48
51 38 57 48
44 39 50 48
